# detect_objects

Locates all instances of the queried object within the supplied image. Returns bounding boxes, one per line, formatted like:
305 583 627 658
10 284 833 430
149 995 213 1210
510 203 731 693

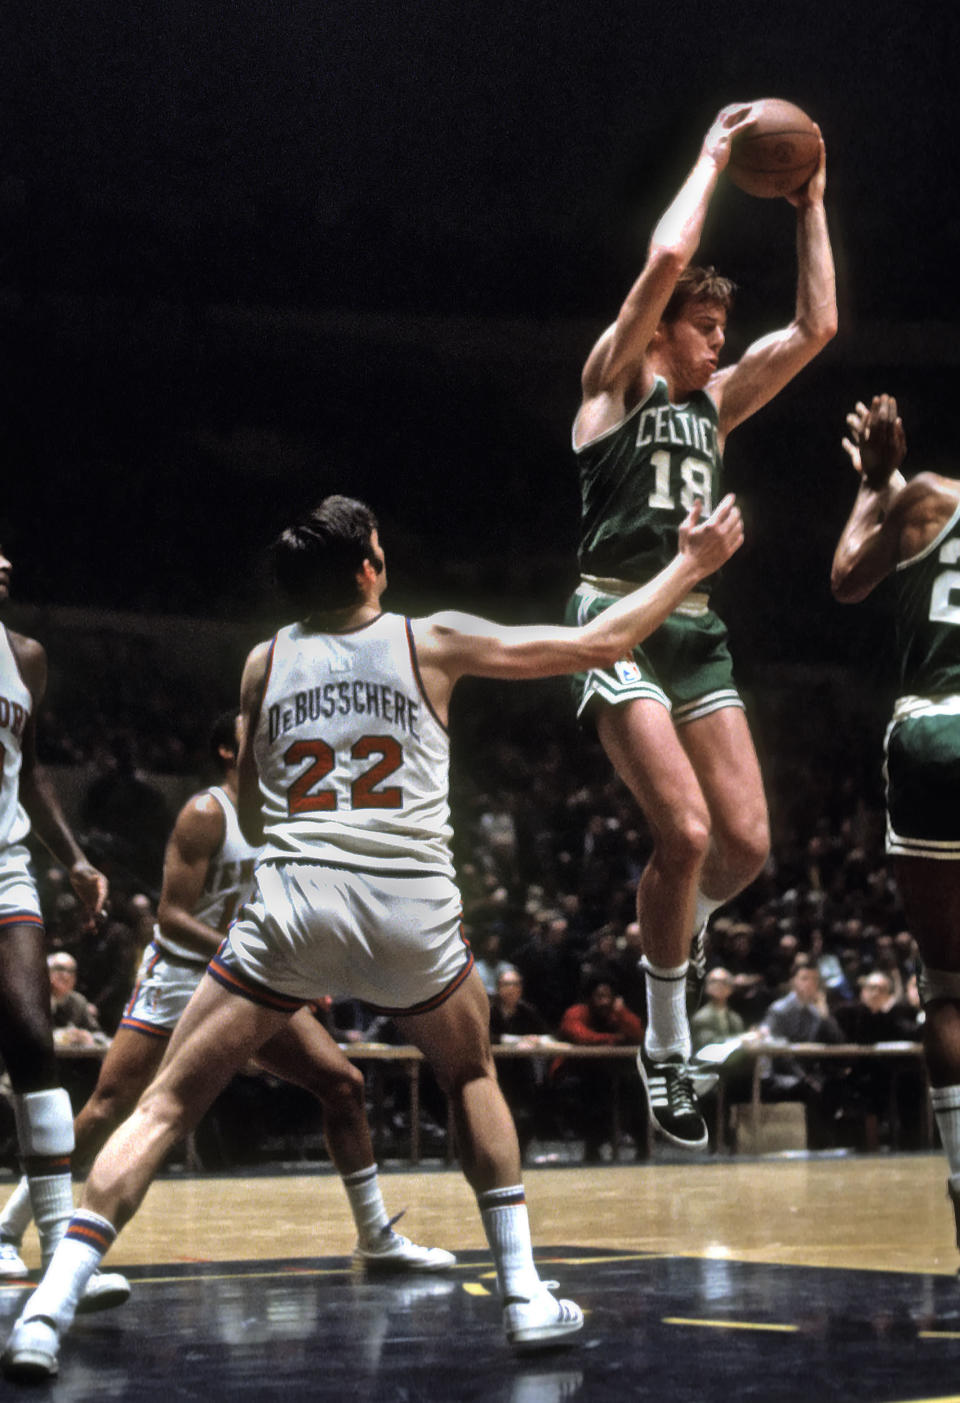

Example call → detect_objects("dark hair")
270 495 380 614
662 265 736 324
209 710 239 771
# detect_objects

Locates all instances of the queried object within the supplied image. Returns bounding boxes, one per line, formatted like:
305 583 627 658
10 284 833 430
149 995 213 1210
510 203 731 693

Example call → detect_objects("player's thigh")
255 1005 359 1092
595 698 708 838
678 704 768 844
394 968 495 1094
894 857 960 970
147 974 290 1114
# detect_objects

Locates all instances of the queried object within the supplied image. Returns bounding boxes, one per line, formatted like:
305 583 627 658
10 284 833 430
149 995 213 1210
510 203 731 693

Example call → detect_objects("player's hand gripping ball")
726 99 820 198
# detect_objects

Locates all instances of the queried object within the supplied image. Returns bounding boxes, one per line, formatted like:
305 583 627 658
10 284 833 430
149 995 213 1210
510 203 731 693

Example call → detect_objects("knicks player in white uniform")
3 490 742 1376
0 710 450 1280
0 540 127 1311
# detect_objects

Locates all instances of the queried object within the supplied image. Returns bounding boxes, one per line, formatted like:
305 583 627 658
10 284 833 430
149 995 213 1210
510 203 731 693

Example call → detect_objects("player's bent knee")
654 812 711 871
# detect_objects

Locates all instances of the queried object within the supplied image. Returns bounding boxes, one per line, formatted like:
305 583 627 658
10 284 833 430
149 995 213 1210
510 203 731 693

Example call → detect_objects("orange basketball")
727 99 820 199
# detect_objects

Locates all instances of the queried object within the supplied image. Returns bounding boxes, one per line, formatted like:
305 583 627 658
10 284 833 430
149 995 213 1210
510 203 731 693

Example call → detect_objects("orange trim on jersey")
405 617 448 733
0 912 43 929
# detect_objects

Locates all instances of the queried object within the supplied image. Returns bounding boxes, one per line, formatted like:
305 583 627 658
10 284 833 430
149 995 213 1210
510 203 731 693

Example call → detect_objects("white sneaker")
75 1269 132 1314
354 1229 456 1272
1 1315 59 1381
0 1240 27 1278
503 1286 584 1352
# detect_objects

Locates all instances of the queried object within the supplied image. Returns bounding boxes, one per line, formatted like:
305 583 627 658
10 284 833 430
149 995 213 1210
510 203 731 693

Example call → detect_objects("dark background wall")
3 0 959 682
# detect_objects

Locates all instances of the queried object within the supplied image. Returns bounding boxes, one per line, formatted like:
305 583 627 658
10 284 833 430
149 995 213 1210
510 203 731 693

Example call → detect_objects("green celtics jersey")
574 375 722 585
894 497 960 695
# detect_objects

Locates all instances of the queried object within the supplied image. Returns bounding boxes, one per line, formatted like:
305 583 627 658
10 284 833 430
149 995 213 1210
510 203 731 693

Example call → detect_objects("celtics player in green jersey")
833 394 960 1257
569 102 837 1149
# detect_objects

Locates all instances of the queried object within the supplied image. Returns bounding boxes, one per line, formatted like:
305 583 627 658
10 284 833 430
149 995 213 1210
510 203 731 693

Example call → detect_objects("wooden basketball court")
2 1153 959 1401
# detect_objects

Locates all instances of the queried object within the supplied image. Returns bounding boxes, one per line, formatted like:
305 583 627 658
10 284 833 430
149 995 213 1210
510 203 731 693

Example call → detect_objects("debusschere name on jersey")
255 613 455 877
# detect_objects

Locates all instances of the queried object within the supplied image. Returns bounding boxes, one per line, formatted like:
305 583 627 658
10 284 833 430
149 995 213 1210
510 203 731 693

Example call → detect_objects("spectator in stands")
473 930 515 996
758 960 844 1149
833 970 927 1149
553 975 644 1162
514 909 582 1029
489 968 552 1159
47 954 106 1049
691 968 746 1051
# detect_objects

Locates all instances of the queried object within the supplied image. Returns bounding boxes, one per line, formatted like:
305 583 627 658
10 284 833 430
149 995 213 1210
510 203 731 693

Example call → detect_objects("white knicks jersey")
255 613 455 877
0 626 32 850
154 785 259 962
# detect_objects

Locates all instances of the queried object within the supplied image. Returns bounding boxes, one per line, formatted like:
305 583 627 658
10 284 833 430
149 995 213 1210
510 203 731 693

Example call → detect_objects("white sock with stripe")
931 1085 960 1187
341 1164 392 1248
478 1185 541 1302
642 957 691 1062
18 1210 116 1334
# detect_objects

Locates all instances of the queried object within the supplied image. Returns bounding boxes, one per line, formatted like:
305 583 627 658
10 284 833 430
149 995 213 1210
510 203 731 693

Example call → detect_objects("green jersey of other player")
575 376 721 588
894 499 960 697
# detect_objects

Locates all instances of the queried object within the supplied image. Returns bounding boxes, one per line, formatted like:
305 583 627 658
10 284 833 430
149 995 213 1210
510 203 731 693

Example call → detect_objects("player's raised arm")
578 105 754 428
713 131 837 439
831 395 909 602
413 494 743 715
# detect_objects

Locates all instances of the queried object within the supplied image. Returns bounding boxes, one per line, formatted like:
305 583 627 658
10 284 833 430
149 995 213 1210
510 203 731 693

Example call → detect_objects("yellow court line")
664 1316 798 1334
884 1396 960 1403
919 1330 960 1341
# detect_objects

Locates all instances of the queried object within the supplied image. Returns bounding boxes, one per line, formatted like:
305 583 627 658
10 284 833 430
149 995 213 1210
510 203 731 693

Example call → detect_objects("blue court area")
2 1247 959 1402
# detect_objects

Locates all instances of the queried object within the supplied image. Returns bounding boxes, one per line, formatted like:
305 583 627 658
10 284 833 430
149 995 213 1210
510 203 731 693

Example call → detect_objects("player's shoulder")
4 628 46 695
173 787 228 845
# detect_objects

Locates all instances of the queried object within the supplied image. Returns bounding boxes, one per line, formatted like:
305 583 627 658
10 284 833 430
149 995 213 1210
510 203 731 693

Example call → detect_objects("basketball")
727 99 820 199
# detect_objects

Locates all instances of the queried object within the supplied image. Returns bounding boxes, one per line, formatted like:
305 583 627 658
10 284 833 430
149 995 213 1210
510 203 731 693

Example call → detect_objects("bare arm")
577 105 754 442
714 138 837 439
413 495 743 719
831 395 911 602
155 795 229 958
12 633 108 917
237 641 271 847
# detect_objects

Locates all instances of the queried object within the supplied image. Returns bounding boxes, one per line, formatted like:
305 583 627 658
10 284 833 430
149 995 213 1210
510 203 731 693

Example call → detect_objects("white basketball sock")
18 1210 116 1334
0 1175 33 1246
931 1085 960 1182
642 957 691 1062
341 1163 392 1247
477 1185 540 1302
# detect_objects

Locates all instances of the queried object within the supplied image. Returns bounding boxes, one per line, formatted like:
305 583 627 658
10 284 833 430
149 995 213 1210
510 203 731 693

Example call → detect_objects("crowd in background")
1 657 930 1167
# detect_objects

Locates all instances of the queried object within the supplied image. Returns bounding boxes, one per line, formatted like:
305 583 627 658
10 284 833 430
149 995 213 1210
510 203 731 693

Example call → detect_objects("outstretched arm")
714 136 837 438
831 395 909 602
413 493 743 718
577 104 754 440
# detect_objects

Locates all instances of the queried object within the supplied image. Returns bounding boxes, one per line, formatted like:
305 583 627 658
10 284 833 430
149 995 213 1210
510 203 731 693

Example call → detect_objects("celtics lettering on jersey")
575 377 722 585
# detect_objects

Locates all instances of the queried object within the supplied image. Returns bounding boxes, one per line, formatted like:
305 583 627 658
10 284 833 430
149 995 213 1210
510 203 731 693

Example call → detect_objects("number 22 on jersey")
283 736 403 813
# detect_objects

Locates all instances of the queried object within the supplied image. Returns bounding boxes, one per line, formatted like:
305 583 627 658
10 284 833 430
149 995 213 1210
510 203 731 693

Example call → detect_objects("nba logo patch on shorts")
614 659 643 684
